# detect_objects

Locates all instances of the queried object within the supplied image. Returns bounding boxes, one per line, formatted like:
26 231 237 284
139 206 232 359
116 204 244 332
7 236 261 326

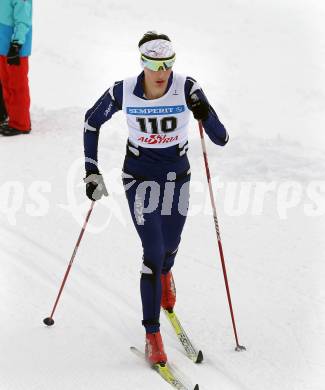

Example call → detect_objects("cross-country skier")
83 31 229 365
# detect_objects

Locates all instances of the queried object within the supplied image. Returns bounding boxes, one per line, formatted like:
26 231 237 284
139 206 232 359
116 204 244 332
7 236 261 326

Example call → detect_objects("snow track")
0 107 324 389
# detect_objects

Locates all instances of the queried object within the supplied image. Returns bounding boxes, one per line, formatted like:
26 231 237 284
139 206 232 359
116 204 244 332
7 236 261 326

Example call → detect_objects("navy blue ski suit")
83 71 228 333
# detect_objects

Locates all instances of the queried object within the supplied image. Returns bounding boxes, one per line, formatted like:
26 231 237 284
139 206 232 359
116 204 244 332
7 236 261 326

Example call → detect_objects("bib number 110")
136 117 177 134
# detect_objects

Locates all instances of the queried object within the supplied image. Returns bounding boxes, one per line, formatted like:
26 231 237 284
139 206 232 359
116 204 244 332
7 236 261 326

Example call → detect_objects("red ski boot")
161 271 176 311
145 332 167 365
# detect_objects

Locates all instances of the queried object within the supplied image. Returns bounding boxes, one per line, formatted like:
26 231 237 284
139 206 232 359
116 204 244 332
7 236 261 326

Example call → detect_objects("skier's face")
144 67 172 91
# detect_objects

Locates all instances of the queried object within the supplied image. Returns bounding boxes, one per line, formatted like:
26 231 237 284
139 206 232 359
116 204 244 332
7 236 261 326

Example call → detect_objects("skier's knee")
162 247 179 274
165 247 179 259
141 258 162 279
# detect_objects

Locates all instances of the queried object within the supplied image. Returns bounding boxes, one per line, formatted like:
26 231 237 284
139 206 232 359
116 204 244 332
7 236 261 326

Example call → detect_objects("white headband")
139 39 175 59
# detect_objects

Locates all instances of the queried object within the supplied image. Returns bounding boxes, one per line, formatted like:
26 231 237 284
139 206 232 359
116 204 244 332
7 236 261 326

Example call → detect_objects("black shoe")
0 124 31 136
0 116 8 126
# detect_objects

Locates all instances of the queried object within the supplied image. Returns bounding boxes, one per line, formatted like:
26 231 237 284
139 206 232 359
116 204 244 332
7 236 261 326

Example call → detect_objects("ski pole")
198 120 246 351
43 201 95 326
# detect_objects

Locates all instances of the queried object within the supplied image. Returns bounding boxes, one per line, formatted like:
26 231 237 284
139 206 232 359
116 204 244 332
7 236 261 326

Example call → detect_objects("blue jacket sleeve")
84 81 123 172
12 0 32 45
185 77 229 146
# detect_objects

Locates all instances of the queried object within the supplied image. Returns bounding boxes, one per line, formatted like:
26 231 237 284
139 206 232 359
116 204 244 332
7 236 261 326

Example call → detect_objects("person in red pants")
0 0 32 136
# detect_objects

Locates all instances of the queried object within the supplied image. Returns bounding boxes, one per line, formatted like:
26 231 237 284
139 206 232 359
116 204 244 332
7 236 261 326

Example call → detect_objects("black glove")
189 93 210 121
83 172 108 201
7 41 22 66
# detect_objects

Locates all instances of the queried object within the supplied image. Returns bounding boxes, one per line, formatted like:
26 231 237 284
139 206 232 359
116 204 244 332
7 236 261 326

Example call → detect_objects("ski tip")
194 385 199 390
195 350 204 364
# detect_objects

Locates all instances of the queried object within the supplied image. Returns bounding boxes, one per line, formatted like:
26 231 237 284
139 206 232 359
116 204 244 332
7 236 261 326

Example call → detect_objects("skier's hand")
7 41 22 66
189 93 209 121
84 172 108 201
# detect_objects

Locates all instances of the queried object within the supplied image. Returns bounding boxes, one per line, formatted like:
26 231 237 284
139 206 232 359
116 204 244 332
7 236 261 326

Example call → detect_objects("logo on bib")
127 105 185 115
137 134 179 145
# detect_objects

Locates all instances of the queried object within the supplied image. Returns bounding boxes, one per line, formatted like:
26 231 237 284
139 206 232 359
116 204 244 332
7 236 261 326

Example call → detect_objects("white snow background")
0 0 325 389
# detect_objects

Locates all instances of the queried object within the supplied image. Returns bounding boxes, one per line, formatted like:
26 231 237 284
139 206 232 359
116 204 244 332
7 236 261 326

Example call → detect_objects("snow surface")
1 1 325 389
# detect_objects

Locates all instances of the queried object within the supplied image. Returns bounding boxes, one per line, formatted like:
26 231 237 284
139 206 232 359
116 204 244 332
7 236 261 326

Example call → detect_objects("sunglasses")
141 54 175 71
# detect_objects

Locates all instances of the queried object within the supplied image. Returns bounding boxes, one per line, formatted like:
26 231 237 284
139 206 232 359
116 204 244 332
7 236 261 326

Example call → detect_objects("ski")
130 346 199 390
163 309 203 364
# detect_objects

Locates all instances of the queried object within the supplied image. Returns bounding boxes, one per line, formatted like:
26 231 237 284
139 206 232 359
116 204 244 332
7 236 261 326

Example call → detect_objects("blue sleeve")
185 77 229 146
84 81 123 173
12 0 32 45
